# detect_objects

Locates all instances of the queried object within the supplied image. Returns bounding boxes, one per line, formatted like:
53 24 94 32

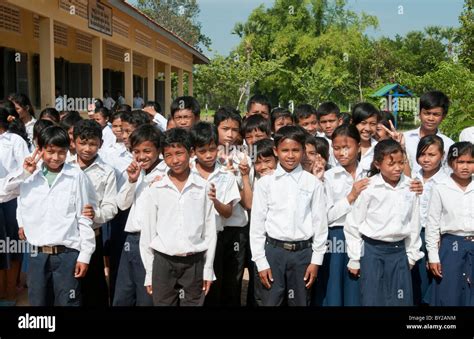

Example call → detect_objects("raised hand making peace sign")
23 148 43 174
380 120 406 149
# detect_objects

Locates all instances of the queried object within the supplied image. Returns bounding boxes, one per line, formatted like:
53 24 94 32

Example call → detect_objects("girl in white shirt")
351 103 379 172
426 142 474 306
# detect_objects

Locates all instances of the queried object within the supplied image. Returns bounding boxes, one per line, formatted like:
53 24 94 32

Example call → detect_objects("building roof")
370 83 414 97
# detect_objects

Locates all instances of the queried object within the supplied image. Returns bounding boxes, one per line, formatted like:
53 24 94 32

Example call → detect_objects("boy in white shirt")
316 101 342 167
139 128 217 306
250 125 328 306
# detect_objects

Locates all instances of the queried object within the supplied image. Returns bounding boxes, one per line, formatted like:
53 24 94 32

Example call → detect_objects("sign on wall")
88 0 112 36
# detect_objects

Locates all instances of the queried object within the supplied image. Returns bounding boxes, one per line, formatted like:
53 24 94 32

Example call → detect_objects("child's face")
132 141 160 172
375 123 390 141
163 144 191 175
93 113 108 128
302 143 327 172
217 119 240 146
194 142 218 169
319 113 341 138
173 109 197 130
41 144 68 172
245 129 269 147
420 107 444 133
121 122 136 149
111 118 123 142
375 151 405 186
255 155 277 177
356 115 378 142
417 144 443 174
75 137 101 163
332 135 359 167
450 154 474 180
297 115 318 136
274 138 303 172
274 116 293 133
247 103 270 120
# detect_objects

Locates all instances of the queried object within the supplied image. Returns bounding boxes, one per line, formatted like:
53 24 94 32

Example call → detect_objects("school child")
426 142 474 306
313 124 367 306
39 108 60 124
351 102 380 172
113 124 163 306
345 139 423 306
143 101 167 132
11 94 36 145
403 90 454 173
139 128 217 306
316 102 342 167
0 107 30 306
3 126 96 306
189 122 241 306
59 112 83 163
302 134 330 180
170 96 200 130
93 107 116 150
340 112 352 125
411 135 448 305
241 114 271 147
72 119 118 306
250 125 328 306
270 108 293 134
245 94 271 120
375 111 396 141
253 138 278 179
294 104 322 137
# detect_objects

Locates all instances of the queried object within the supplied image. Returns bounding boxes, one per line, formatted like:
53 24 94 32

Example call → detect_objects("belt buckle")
283 243 296 251
42 246 53 254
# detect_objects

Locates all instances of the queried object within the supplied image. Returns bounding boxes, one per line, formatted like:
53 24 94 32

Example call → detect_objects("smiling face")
255 155 277 177
375 151 405 186
132 140 160 173
274 138 303 172
245 129 269 147
41 144 68 172
355 115 378 142
163 143 191 176
93 113 108 128
194 141 218 170
111 117 123 142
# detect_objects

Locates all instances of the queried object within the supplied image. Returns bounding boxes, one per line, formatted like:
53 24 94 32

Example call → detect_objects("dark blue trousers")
360 236 413 306
429 234 474 306
313 226 360 306
108 208 130 302
0 199 22 269
411 228 431 305
27 249 82 306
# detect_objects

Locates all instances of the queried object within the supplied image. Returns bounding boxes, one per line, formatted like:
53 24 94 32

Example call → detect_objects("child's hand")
381 121 405 148
239 162 250 177
207 183 217 203
127 161 141 183
304 264 319 289
202 280 212 295
82 204 95 220
258 268 273 289
23 148 43 174
347 178 370 204
429 262 443 278
18 227 26 241
74 262 89 278
348 268 360 277
409 179 423 195
311 155 326 180
146 285 153 295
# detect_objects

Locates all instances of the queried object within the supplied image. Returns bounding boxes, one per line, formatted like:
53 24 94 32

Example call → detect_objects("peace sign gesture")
23 148 43 174
380 120 406 149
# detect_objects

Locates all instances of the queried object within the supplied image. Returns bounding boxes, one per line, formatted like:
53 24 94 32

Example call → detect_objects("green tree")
458 0 474 70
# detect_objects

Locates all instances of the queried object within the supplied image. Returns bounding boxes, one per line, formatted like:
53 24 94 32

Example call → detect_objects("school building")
0 0 209 115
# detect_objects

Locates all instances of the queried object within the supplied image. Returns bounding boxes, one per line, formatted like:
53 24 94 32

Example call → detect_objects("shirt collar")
445 175 474 193
155 169 206 191
332 162 366 178
372 173 410 190
274 163 304 182
417 167 448 184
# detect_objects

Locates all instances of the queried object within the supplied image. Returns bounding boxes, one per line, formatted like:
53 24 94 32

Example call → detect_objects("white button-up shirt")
152 113 168 132
459 126 474 143
250 164 328 272
4 164 96 263
101 124 116 151
100 142 133 190
359 138 378 172
138 171 217 285
345 173 423 270
426 176 474 263
24 117 36 148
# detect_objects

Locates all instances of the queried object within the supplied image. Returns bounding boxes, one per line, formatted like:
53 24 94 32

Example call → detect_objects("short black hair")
94 107 111 121
241 114 271 137
38 125 70 149
161 128 192 152
130 124 162 151
254 138 276 161
33 119 55 142
416 135 444 164
420 90 450 116
190 121 218 148
121 110 151 128
39 108 60 123
246 94 271 114
306 135 330 162
93 98 104 109
316 102 340 120
110 110 123 123
145 101 162 114
294 104 317 123
351 102 380 125
447 142 474 166
73 119 103 142
213 106 242 128
270 108 293 132
332 124 361 144
368 139 405 177
116 104 132 113
379 110 395 129
340 112 352 125
60 111 83 130
274 125 307 148
171 96 200 118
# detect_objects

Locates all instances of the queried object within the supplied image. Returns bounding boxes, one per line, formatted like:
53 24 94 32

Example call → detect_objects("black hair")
416 135 444 165
73 119 103 142
379 110 395 130
368 139 405 177
351 102 380 125
130 124 162 151
121 110 151 128
332 124 361 144
213 106 242 128
38 125 70 149
94 107 111 121
420 90 450 116
1 99 17 116
93 98 104 109
60 111 83 131
294 104 317 123
161 128 192 152
270 108 293 132
246 94 271 114
116 104 132 113
316 102 340 120
190 121 218 148
447 142 474 166
11 93 35 118
241 114 271 137
254 138 276 160
305 134 330 162
0 107 30 147
33 119 55 143
274 125 307 148
145 101 162 114
110 111 123 123
340 112 352 125
171 96 200 118
39 107 60 123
